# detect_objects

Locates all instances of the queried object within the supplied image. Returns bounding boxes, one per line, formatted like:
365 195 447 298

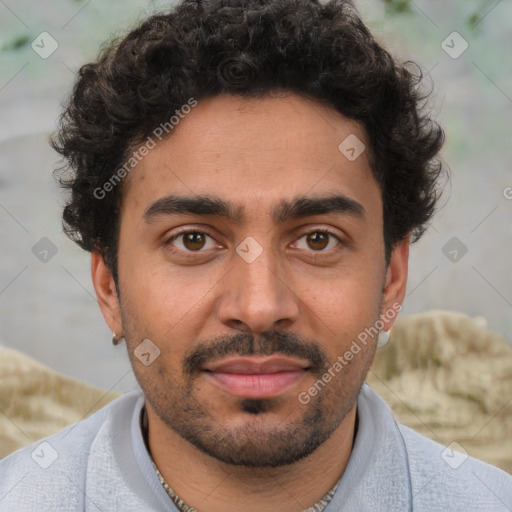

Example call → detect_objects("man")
1 0 510 510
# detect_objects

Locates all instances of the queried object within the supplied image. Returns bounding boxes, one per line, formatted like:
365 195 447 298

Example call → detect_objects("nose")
216 243 300 335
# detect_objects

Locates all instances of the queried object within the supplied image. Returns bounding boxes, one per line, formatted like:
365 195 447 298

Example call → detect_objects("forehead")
120 93 380 223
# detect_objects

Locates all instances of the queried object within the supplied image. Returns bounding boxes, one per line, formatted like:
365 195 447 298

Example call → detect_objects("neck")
146 405 357 512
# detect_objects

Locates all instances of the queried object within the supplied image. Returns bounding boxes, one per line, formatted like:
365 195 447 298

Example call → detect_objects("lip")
202 356 310 399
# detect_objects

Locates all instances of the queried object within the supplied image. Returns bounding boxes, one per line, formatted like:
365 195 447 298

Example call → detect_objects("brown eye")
293 230 341 252
167 231 217 253
306 232 329 251
183 232 206 251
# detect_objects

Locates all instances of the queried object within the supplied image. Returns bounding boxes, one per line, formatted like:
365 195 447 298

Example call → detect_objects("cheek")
303 262 383 315
118 264 214 368
119 245 207 322
299 268 383 356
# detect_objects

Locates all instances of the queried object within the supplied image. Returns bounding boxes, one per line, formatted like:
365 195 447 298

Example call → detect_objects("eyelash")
165 227 343 256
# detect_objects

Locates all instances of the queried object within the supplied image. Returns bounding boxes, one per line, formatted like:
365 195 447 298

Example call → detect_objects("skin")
91 92 409 512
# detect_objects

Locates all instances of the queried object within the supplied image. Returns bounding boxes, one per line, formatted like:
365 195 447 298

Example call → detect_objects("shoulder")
357 385 512 511
398 423 512 511
0 390 143 511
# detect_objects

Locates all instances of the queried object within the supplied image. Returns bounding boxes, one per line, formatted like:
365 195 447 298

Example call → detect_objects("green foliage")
377 0 504 29
0 35 30 54
382 0 412 14
468 13 481 26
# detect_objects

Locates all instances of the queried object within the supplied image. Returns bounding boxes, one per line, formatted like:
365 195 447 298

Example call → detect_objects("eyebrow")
143 193 366 225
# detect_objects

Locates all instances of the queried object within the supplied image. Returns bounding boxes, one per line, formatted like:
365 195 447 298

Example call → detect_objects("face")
93 92 408 468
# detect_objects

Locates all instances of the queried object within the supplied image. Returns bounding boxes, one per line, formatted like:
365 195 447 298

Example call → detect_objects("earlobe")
91 252 123 338
380 237 409 331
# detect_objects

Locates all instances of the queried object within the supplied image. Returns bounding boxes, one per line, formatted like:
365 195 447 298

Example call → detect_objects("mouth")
201 355 311 399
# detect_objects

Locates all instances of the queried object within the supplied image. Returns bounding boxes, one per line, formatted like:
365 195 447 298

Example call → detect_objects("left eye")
293 231 341 252
167 231 218 252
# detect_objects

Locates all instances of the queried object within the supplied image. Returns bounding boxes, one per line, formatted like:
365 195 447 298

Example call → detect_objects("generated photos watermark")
298 302 402 405
93 97 198 200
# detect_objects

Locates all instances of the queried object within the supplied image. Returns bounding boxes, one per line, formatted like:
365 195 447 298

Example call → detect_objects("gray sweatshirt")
0 383 510 511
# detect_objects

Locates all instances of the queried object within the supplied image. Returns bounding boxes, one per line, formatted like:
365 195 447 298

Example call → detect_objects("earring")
112 332 124 346
377 330 390 349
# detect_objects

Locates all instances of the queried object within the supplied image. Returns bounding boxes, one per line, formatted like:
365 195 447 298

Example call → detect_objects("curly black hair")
52 0 445 287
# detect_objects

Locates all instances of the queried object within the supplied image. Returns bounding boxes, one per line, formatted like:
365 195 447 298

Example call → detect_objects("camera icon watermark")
32 237 58 263
441 442 469 469
338 134 365 162
503 187 512 200
236 236 263 264
31 32 59 59
31 441 59 469
441 32 469 59
134 339 161 366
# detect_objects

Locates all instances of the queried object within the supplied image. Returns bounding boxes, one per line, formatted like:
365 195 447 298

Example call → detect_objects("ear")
91 251 123 337
380 237 409 331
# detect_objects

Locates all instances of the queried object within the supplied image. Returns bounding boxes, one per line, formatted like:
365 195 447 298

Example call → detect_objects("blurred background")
1 0 511 397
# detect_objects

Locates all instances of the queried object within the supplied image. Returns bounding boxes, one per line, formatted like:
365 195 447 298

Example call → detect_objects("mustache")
183 330 330 376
